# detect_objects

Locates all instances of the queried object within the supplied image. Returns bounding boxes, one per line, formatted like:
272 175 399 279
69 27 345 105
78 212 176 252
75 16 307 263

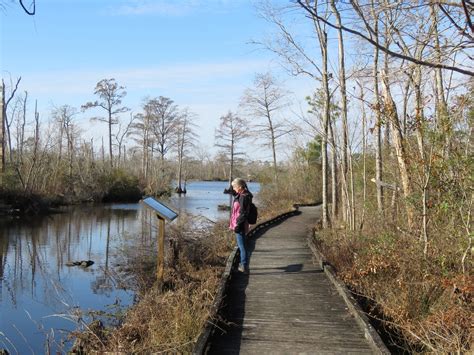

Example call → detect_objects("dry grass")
69 218 234 353
257 169 321 219
105 268 222 353
315 215 473 353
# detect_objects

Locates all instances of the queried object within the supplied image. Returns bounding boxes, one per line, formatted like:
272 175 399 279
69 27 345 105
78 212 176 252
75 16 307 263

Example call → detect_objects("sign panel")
141 197 178 222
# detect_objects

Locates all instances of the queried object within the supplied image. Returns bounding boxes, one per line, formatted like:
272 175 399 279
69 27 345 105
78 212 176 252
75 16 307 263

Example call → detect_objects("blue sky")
1 0 316 160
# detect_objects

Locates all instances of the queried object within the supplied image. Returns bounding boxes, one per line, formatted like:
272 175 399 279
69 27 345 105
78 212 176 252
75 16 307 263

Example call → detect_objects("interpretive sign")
140 197 178 285
141 196 178 221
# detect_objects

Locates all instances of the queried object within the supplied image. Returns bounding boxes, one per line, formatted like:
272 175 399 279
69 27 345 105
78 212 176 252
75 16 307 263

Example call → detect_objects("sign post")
141 197 178 285
157 216 165 281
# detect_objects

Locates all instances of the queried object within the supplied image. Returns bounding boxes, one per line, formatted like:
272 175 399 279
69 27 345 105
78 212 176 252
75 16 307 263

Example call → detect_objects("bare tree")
15 91 28 166
329 0 350 224
51 104 79 179
296 0 474 77
240 72 291 183
129 106 153 180
174 108 198 193
369 0 384 214
145 96 179 163
1 81 5 171
215 111 249 188
1 76 21 172
82 78 129 168
115 112 135 167
307 86 340 224
356 78 368 229
308 0 332 227
256 1 335 226
22 100 40 191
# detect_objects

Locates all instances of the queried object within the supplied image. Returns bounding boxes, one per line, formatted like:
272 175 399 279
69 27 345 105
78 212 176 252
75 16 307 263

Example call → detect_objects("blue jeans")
235 232 247 267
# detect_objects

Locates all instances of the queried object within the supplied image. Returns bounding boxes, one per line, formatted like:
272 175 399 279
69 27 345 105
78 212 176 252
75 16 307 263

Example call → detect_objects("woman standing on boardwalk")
228 178 252 274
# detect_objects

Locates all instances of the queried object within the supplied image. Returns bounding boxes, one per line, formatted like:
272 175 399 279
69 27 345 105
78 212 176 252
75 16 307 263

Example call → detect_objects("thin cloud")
18 59 271 97
110 0 236 17
112 1 195 16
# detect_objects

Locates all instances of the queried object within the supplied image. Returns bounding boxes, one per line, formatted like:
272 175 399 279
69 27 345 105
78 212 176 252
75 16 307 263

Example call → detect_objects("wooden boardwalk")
205 206 378 354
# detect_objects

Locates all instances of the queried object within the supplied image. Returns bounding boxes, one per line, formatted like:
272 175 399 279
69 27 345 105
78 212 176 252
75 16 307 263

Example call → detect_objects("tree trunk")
24 101 40 192
19 91 27 165
358 81 368 229
329 118 338 220
0 82 4 173
67 128 73 180
413 65 425 161
228 139 235 212
108 111 113 168
177 158 183 192
1 78 22 171
430 4 450 153
268 120 278 183
381 73 414 228
349 147 356 230
310 0 330 228
330 0 349 224
57 116 64 170
142 126 149 181
320 63 330 226
401 71 412 137
371 2 384 214
101 136 105 163
177 128 185 193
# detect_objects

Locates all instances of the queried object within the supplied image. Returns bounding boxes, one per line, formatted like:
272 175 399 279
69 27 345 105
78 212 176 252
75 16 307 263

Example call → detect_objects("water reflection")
0 205 141 353
0 181 259 353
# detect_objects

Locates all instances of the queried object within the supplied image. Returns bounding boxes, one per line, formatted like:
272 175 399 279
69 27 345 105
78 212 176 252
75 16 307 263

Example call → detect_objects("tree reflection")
0 230 8 303
91 212 113 296
0 205 141 353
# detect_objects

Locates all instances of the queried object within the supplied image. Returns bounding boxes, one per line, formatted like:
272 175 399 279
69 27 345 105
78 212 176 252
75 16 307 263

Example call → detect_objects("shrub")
99 169 142 202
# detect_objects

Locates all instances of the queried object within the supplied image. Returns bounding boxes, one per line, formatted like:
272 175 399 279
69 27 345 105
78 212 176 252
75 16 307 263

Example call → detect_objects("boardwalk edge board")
308 236 391 355
192 207 302 355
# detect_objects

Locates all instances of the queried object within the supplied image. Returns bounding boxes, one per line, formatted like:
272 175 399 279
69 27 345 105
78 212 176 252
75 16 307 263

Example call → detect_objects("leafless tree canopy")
82 78 129 168
296 0 474 76
240 72 292 181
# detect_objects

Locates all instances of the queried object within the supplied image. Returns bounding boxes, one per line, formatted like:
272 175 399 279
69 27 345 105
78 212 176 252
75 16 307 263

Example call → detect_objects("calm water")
170 180 260 222
0 181 259 354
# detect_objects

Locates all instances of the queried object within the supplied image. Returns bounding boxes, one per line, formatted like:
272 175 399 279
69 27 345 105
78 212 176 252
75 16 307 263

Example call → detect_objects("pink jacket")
229 193 250 234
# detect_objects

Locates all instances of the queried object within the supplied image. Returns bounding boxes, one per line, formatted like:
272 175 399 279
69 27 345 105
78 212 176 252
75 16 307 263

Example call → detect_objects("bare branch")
296 0 474 76
19 0 35 15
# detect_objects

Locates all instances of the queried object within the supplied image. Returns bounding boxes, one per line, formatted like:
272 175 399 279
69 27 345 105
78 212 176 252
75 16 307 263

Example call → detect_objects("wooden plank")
205 206 381 354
